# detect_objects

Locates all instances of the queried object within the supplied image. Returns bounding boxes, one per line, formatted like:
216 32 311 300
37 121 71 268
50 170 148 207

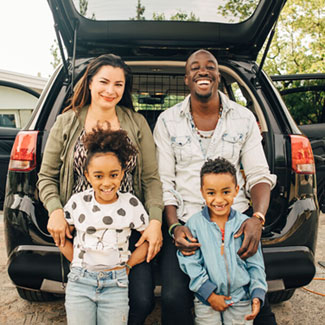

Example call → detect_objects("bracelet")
125 263 132 270
252 212 265 226
168 222 182 238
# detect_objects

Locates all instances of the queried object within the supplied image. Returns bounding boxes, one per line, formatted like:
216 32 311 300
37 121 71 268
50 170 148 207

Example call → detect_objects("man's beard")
195 90 212 100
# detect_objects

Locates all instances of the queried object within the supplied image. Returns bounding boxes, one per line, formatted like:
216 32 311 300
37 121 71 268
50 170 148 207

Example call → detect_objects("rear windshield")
72 0 260 23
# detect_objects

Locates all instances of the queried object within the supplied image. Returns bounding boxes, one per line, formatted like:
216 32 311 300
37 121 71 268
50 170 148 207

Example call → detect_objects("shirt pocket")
221 132 244 160
171 136 192 166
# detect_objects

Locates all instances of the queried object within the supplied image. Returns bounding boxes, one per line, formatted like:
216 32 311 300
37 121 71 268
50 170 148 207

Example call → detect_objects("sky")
0 0 56 78
0 0 231 79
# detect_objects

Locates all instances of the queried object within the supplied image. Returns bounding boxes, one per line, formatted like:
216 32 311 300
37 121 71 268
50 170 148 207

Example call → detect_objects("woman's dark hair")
200 157 237 186
63 53 134 113
83 122 138 170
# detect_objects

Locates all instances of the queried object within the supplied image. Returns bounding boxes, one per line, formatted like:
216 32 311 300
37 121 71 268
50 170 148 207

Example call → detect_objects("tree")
218 0 324 75
218 0 324 123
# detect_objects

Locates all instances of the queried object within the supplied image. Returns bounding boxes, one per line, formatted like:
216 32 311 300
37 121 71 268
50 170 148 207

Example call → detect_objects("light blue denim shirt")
177 207 267 305
153 92 277 222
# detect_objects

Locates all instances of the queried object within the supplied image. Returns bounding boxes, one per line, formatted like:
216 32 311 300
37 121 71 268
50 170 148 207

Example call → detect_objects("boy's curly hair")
83 122 138 170
200 157 237 186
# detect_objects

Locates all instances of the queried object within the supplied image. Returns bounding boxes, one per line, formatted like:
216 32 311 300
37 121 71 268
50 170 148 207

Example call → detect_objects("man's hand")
174 225 201 255
207 293 232 312
245 298 260 320
234 216 262 260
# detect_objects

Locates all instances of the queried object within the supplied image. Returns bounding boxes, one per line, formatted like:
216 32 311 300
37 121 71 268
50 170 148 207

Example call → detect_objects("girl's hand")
135 219 162 262
47 209 72 247
245 298 261 320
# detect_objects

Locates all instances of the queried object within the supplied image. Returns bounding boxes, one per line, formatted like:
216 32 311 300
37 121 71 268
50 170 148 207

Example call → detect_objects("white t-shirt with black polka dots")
64 189 149 271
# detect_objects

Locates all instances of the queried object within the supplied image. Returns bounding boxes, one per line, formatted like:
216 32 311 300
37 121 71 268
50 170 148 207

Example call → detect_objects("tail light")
290 135 315 174
8 131 39 171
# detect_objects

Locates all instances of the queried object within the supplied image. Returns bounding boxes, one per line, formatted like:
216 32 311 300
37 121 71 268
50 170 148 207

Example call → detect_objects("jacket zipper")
220 225 231 297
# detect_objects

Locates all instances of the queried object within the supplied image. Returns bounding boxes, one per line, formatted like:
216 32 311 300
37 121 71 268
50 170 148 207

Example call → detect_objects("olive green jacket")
37 105 163 222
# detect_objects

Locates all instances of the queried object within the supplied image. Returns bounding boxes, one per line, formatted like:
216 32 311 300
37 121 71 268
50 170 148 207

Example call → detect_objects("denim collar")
201 205 236 222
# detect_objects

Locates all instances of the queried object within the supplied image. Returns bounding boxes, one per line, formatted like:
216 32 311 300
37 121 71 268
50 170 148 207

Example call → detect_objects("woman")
37 53 163 324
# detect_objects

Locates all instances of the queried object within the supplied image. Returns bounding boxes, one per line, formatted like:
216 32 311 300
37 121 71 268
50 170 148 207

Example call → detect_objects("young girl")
60 124 149 325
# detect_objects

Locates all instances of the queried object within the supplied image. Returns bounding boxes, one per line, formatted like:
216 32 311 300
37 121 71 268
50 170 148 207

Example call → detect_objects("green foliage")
131 0 199 21
130 0 146 20
170 11 200 21
274 79 325 124
218 0 324 75
218 0 324 124
217 0 259 23
152 10 199 21
50 40 61 71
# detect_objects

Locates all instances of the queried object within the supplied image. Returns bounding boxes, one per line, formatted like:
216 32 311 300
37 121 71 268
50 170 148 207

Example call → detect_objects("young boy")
177 157 267 325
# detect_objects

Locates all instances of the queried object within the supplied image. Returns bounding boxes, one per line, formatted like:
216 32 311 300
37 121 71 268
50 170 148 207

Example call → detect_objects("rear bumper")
7 244 315 294
263 246 315 291
7 245 69 294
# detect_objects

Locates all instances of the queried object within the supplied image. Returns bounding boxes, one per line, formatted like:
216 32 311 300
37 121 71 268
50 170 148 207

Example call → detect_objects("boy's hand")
207 293 232 312
174 225 201 255
245 298 260 320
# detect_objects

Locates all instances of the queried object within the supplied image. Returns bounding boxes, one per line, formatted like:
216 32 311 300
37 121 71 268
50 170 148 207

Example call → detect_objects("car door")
271 73 325 212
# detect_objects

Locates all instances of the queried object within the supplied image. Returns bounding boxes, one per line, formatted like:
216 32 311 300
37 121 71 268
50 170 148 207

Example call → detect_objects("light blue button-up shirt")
153 91 277 222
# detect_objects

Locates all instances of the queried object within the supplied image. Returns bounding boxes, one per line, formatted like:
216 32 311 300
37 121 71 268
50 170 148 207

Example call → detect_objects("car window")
0 113 17 128
132 73 188 111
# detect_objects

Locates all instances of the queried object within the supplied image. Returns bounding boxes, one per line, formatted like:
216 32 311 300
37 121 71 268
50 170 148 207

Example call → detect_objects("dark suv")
3 0 320 304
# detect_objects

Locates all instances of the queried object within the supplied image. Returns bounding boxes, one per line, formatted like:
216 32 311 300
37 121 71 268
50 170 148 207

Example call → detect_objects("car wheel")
267 289 295 304
16 287 62 302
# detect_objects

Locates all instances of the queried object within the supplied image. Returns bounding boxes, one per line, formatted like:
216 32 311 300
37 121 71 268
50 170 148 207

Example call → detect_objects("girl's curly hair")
83 122 138 170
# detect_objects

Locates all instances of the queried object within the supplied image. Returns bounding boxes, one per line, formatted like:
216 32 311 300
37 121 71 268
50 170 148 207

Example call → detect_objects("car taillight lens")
290 135 315 174
8 131 39 171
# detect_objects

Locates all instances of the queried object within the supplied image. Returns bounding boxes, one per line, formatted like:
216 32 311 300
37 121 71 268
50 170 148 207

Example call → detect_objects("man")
153 49 277 325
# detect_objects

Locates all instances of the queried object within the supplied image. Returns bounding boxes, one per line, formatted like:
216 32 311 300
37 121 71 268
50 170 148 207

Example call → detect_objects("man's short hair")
200 157 237 186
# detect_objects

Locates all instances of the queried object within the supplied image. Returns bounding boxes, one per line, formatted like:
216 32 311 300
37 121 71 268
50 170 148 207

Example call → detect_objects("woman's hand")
47 209 72 247
135 219 162 262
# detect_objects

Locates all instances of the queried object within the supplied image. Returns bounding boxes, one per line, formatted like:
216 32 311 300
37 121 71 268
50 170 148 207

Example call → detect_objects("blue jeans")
194 297 253 325
65 267 129 325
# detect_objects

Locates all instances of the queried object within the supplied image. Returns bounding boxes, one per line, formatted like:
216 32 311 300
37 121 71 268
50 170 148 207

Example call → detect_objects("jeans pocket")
116 271 129 288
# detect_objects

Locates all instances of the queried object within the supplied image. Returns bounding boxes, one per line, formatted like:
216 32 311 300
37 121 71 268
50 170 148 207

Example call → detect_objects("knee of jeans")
162 289 192 310
130 293 155 315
